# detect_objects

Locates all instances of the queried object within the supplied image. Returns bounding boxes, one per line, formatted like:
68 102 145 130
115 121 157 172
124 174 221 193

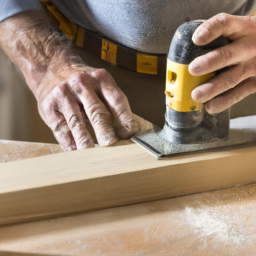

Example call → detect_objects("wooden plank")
1 140 256 255
0 140 62 162
0 141 256 226
0 140 132 162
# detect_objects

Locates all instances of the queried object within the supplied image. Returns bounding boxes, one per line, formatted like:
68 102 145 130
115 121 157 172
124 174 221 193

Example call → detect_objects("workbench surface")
0 140 256 256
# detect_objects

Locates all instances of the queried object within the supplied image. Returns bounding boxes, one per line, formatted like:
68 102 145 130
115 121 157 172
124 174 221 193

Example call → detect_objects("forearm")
0 10 84 100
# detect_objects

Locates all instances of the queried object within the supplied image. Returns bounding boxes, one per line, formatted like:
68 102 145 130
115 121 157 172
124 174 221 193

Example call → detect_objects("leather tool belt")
40 0 167 77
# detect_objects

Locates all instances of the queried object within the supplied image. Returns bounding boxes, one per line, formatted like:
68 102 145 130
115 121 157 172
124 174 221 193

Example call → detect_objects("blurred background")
0 48 56 143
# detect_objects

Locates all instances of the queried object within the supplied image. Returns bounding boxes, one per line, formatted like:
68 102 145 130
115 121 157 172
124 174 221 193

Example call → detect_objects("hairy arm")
0 10 81 99
0 10 152 151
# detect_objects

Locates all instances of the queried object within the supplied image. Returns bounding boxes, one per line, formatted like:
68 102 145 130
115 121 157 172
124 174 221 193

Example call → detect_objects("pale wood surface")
0 140 62 162
1 139 256 226
1 140 256 256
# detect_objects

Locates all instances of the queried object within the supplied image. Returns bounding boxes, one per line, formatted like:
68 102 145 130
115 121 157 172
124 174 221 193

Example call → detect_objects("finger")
54 119 76 151
48 111 76 151
205 77 256 114
60 90 95 149
72 73 119 146
131 114 153 132
114 114 153 138
189 36 256 76
192 14 252 46
92 69 148 138
40 96 76 151
191 63 249 103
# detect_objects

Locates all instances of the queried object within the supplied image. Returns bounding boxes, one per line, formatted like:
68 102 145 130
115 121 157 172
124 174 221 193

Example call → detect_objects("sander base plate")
131 115 256 159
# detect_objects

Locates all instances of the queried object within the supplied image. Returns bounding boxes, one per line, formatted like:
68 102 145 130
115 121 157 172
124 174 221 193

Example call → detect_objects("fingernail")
192 89 204 102
193 27 210 43
189 60 201 73
100 135 119 146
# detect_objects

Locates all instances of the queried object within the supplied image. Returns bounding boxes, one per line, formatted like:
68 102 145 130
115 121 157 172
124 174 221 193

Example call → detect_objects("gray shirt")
1 0 249 54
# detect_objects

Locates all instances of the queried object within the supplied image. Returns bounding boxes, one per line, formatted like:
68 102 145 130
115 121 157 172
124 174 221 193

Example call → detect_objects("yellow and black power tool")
132 20 235 158
164 20 230 144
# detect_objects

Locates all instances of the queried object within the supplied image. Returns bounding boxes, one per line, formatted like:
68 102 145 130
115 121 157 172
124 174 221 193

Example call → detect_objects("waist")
40 0 167 77
50 0 248 54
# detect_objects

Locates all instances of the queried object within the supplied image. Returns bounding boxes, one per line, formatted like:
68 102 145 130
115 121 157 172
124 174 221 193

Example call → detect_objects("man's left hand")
189 13 256 114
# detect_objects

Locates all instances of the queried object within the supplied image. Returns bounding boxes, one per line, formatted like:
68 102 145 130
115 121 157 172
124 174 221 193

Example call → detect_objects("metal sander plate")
131 115 256 159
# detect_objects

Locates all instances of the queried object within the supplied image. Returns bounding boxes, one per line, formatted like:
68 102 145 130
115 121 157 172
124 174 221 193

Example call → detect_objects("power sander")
165 20 229 144
132 20 256 158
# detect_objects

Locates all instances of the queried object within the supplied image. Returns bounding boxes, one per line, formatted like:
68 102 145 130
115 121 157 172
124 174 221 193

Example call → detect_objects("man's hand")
189 13 256 114
38 67 152 151
0 11 152 151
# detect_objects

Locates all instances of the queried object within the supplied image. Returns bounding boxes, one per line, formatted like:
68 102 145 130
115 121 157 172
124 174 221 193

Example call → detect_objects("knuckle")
92 114 111 129
205 13 229 34
72 83 84 95
54 83 69 97
91 68 116 86
218 47 232 65
49 115 68 134
92 68 109 80
54 121 70 134
88 103 111 121
223 69 237 90
126 117 139 129
121 116 139 133
69 72 92 94
111 90 128 105
90 107 112 129
69 114 85 129
74 72 88 84
216 13 230 30
246 15 255 32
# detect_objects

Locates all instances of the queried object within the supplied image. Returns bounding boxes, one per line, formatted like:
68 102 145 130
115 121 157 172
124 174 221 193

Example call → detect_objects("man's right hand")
0 10 152 151
38 67 152 151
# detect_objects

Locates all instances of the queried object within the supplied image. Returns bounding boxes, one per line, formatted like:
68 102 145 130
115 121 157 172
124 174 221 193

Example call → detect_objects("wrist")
26 50 86 101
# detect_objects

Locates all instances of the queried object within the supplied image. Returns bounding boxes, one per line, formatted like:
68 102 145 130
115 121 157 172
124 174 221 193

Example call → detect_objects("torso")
52 0 248 54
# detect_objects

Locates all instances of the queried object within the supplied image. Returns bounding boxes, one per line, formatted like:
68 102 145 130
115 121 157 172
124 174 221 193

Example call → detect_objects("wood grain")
0 139 256 226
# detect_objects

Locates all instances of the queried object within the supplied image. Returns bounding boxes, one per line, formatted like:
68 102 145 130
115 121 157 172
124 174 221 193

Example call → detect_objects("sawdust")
0 140 62 162
184 206 252 246
2 185 256 255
